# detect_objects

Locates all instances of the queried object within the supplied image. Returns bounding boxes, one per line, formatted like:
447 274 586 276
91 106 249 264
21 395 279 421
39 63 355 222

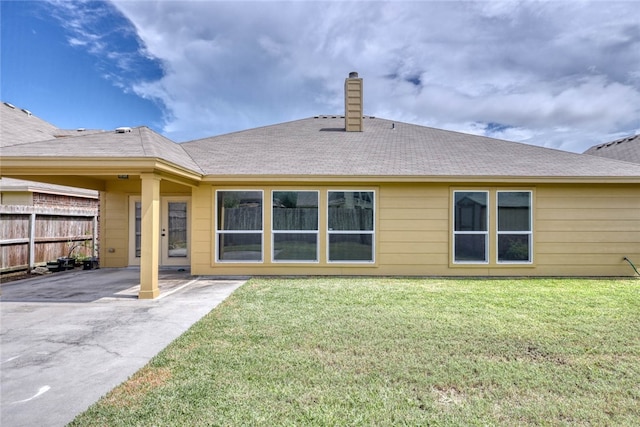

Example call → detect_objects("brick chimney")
344 71 363 132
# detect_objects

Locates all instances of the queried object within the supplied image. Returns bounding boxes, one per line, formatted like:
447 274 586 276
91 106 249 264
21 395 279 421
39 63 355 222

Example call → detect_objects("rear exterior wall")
189 182 640 277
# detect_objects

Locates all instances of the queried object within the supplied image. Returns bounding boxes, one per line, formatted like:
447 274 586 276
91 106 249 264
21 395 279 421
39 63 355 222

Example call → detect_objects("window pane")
498 234 531 262
168 202 187 258
273 191 318 231
498 192 531 231
329 234 373 261
328 191 374 231
218 233 262 261
217 191 262 230
454 192 487 231
274 233 317 261
135 201 141 258
454 234 487 262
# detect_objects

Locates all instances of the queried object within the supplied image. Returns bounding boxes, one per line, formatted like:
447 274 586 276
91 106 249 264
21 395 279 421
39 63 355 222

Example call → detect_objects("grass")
70 278 640 426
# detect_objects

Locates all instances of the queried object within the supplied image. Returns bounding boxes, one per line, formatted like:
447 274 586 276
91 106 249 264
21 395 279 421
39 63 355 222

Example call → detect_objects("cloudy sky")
2 1 639 153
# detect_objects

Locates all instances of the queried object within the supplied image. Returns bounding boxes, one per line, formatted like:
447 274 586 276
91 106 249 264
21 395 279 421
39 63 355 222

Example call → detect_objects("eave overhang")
0 157 203 189
201 174 640 185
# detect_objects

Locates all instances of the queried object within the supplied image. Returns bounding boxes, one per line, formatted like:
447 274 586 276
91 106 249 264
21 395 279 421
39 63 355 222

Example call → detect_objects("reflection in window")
216 191 263 262
453 191 488 263
272 191 319 262
328 191 374 262
497 191 532 263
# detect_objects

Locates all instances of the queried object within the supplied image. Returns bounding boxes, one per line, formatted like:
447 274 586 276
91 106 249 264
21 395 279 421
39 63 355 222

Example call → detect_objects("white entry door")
129 197 190 266
161 198 190 266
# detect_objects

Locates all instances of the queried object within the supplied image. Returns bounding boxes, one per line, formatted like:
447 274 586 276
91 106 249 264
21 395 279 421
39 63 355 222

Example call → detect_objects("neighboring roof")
1 102 101 197
0 178 98 198
0 101 103 147
181 116 640 179
583 134 640 164
1 102 60 146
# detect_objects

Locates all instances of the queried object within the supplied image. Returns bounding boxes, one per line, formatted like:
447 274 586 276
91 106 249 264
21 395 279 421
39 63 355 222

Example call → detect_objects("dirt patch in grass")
101 366 172 409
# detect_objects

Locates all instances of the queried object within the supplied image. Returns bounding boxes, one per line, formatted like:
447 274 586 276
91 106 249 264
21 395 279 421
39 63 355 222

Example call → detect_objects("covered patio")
0 127 204 299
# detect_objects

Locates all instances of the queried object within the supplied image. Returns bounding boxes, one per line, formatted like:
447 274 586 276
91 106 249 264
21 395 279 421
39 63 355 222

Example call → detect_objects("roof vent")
21 108 32 116
4 102 16 109
115 127 132 133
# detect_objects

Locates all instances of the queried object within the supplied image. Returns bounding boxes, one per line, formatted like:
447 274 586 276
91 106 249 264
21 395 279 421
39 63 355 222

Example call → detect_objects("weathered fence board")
0 205 98 273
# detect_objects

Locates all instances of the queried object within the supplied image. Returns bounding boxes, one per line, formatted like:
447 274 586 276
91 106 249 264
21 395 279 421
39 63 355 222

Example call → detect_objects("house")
583 134 640 164
1 73 639 298
0 102 100 274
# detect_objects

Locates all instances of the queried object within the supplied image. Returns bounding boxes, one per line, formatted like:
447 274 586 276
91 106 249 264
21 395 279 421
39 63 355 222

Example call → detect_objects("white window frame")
215 190 264 263
271 190 319 263
496 190 533 264
453 190 489 264
327 190 375 264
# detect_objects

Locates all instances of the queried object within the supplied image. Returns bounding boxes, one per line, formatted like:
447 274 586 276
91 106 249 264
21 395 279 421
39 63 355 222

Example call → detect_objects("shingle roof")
3 109 640 180
0 177 98 198
0 102 101 197
0 126 203 174
0 102 103 147
1 102 61 147
583 134 640 165
182 116 640 178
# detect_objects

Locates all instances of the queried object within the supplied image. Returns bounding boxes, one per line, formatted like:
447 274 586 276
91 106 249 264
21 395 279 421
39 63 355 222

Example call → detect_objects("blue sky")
1 1 164 131
2 1 639 153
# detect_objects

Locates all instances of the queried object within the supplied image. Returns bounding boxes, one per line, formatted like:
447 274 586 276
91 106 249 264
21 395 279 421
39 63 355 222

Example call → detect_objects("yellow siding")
190 185 213 275
185 183 639 277
101 192 129 267
534 184 640 276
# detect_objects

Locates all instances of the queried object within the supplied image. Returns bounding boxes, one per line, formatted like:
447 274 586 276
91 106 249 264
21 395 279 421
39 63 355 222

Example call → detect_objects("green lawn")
70 278 640 426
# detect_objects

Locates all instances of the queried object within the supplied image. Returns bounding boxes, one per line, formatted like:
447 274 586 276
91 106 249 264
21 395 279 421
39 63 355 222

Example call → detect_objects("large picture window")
216 190 263 262
453 191 488 263
272 191 319 262
328 191 375 262
497 191 532 263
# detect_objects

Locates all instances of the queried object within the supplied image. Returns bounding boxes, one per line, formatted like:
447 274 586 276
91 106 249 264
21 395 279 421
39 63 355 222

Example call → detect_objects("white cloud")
87 1 640 151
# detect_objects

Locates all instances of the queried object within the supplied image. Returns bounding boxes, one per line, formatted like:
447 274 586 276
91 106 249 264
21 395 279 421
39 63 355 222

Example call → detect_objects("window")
497 191 532 263
272 191 319 262
453 191 488 263
328 191 375 262
134 201 141 258
167 202 188 258
216 191 263 262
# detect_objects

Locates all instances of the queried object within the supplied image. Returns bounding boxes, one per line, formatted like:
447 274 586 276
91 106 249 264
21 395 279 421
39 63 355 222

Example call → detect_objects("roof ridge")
138 126 205 174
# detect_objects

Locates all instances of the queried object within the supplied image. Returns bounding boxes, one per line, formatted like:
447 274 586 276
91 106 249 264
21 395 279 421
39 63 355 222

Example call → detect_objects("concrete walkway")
0 268 246 427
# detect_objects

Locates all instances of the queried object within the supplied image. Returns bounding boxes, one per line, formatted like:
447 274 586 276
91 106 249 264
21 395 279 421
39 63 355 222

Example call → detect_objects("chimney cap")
348 71 359 78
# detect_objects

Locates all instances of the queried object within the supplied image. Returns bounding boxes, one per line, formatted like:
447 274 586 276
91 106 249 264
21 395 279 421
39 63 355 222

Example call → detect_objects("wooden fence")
0 205 98 274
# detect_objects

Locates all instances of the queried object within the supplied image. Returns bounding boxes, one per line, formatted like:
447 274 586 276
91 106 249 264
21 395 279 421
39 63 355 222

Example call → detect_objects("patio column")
139 173 161 299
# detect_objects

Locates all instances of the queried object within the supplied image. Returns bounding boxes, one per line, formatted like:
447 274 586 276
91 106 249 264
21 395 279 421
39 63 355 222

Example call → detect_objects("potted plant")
57 256 75 270
81 256 99 270
46 260 62 272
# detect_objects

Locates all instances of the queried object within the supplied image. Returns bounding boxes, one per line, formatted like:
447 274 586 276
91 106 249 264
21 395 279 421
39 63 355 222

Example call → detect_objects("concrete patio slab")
0 268 246 427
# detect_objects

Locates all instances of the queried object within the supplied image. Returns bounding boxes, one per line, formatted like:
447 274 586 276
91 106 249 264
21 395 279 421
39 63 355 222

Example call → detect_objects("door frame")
128 196 191 267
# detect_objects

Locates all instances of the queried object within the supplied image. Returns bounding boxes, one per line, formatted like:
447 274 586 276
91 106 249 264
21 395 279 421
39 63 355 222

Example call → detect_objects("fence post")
92 215 98 258
29 212 36 269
